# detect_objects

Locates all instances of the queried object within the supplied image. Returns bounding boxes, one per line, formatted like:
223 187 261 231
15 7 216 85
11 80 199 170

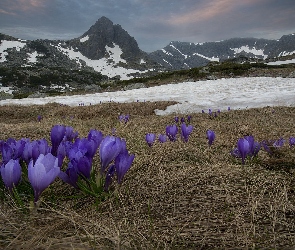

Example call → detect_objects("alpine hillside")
0 16 295 98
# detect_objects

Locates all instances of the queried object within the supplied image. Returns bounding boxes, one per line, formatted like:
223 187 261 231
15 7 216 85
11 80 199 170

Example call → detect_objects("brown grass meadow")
0 100 295 249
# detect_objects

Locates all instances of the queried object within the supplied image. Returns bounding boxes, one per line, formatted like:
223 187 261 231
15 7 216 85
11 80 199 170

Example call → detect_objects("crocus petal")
115 150 135 184
51 125 66 156
237 138 250 164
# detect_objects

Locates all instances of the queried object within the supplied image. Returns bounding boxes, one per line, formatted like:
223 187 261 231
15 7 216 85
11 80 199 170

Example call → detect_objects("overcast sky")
1 0 295 52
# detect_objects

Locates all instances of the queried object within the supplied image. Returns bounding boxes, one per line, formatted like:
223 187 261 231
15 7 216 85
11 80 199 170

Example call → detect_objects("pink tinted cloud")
0 9 16 15
2 0 46 14
166 0 258 26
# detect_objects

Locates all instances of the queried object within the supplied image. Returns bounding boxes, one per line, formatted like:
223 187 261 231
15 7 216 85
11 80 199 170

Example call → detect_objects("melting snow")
169 45 188 59
161 49 174 56
267 59 295 65
26 51 39 63
1 77 294 115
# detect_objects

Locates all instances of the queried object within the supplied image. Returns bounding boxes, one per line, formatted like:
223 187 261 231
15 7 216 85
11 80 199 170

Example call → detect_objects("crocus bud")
145 133 156 147
0 159 22 191
181 123 193 142
115 149 135 184
289 137 295 147
51 125 66 156
237 138 250 164
166 125 178 142
206 130 215 146
158 134 167 143
99 136 126 173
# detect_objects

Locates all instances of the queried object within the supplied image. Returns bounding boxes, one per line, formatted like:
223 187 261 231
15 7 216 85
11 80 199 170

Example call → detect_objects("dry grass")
0 101 295 249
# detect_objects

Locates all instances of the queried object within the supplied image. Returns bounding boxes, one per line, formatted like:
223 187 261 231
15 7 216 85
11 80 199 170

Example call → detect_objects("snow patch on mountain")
231 46 267 59
0 40 26 62
192 53 219 62
169 44 188 59
54 42 148 80
80 35 89 43
279 50 295 57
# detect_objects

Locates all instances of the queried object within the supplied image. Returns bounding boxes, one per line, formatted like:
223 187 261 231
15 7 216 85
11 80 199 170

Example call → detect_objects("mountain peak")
69 16 144 61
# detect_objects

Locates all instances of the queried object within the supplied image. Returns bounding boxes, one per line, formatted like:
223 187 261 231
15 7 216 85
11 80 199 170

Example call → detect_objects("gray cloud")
0 0 295 52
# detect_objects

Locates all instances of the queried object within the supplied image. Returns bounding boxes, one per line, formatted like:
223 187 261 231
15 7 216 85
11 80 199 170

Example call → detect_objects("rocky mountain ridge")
150 35 295 70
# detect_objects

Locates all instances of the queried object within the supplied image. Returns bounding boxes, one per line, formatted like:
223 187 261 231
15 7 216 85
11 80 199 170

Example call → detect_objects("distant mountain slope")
149 35 295 70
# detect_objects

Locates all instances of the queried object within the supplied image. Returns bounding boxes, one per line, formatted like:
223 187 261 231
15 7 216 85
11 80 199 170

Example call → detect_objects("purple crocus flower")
237 138 250 164
208 109 212 116
28 153 60 203
58 165 79 188
289 137 295 147
37 115 43 122
187 115 192 122
64 126 79 142
145 133 156 147
180 117 185 123
181 123 193 142
228 107 231 111
206 130 215 146
115 149 135 184
158 134 167 143
174 116 179 123
72 155 92 179
166 124 178 142
0 159 22 191
124 115 130 123
273 138 285 148
99 136 126 173
0 139 26 164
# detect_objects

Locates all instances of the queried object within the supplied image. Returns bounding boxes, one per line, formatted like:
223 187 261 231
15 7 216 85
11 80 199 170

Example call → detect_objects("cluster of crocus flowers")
174 115 192 124
202 109 222 118
231 136 261 164
0 124 135 204
145 121 194 147
99 135 134 191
